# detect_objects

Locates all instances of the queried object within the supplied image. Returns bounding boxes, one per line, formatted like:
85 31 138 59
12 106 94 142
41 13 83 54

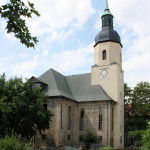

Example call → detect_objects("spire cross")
106 0 109 10
103 0 112 15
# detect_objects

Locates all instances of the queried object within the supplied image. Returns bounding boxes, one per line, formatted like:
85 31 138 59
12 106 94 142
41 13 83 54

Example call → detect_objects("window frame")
102 50 107 60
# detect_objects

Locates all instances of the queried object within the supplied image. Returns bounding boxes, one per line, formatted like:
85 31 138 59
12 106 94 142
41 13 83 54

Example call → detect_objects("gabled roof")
38 68 112 102
31 76 47 85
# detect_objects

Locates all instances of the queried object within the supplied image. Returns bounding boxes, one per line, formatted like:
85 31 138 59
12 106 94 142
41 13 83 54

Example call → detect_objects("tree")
0 0 40 48
124 82 150 148
0 73 53 139
141 121 150 150
131 82 150 130
124 82 150 131
0 132 32 150
83 129 99 148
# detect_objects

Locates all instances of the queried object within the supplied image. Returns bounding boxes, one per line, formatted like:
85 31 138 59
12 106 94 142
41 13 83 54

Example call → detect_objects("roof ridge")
65 76 75 99
38 68 53 78
52 69 75 100
67 72 90 77
98 85 112 100
50 69 62 96
38 68 64 78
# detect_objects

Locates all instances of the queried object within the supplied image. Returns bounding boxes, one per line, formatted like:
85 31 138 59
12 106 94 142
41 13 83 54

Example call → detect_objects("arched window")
104 17 107 26
108 17 112 25
102 50 106 60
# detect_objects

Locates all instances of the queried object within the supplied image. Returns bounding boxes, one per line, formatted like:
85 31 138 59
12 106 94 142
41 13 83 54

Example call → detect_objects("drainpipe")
107 102 108 146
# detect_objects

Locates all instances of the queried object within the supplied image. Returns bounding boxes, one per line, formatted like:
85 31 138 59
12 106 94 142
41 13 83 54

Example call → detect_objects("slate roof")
38 68 112 102
94 26 122 47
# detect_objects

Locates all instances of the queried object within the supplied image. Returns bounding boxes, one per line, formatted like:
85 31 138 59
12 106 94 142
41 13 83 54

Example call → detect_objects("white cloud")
0 0 7 6
0 55 14 74
26 0 95 41
1 0 95 44
48 43 94 74
11 55 38 77
110 0 150 36
107 0 150 87
19 54 29 59
0 42 94 79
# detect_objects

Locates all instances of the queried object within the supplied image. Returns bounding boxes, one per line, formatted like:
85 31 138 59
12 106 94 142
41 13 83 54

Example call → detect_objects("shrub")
83 129 99 148
0 133 32 150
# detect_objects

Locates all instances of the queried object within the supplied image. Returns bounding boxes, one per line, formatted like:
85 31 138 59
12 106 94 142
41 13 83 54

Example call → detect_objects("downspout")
107 102 108 146
61 100 62 129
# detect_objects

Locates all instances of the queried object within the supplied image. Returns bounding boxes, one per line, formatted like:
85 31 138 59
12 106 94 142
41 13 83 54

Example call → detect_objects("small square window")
43 104 47 111
68 135 70 141
99 136 102 143
79 135 83 142
120 136 122 144
42 134 46 140
120 93 122 99
120 110 122 116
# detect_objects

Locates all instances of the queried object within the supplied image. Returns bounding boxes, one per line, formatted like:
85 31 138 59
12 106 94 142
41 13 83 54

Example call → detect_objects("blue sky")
0 0 150 87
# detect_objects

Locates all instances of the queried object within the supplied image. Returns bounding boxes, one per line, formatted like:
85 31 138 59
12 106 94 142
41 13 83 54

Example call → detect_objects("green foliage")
131 82 150 130
0 0 40 48
0 132 32 150
83 129 99 148
128 122 150 149
124 83 135 146
0 73 53 139
130 82 150 130
124 82 150 131
141 121 150 150
124 83 132 98
124 82 150 148
129 130 143 147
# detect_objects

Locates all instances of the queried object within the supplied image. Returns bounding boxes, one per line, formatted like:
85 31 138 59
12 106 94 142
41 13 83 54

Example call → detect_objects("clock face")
100 69 109 78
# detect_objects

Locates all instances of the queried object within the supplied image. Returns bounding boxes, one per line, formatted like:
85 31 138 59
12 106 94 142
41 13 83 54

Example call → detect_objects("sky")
0 0 150 87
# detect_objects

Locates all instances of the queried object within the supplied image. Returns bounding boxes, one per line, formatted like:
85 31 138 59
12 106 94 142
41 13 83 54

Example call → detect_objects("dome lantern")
94 0 122 47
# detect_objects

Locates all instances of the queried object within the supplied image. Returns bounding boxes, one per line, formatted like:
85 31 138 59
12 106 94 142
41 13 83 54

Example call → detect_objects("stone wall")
34 97 115 148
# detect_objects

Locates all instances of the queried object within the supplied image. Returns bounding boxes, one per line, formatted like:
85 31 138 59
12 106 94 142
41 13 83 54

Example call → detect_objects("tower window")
120 93 122 99
102 50 106 60
104 17 107 26
108 17 112 25
120 110 122 116
120 136 122 144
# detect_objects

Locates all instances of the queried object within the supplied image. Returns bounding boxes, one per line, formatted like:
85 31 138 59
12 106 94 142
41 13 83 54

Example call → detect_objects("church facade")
33 0 124 148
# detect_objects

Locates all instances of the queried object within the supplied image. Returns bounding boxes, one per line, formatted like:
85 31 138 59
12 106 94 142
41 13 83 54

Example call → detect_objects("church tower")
91 0 124 148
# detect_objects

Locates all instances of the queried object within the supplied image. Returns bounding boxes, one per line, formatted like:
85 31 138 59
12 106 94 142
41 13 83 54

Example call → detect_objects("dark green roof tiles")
38 68 112 102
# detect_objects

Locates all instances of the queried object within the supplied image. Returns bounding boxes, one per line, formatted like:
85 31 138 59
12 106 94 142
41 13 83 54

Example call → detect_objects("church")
33 0 124 148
